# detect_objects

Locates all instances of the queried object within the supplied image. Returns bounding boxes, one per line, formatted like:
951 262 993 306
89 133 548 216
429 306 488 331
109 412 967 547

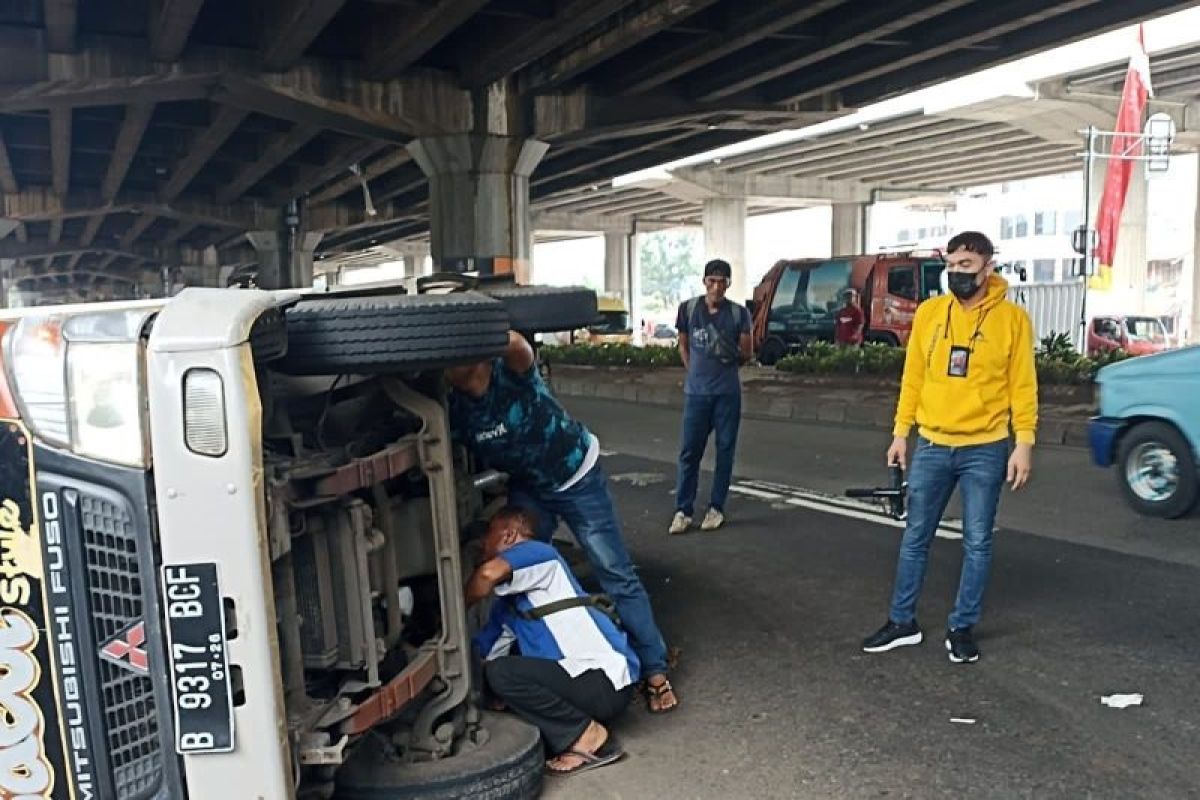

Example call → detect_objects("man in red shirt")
835 289 865 346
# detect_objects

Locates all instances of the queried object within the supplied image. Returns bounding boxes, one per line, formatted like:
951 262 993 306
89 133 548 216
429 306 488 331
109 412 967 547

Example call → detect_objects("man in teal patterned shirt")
447 332 679 713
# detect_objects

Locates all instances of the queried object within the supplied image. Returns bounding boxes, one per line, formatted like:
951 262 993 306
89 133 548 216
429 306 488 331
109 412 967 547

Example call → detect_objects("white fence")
1008 280 1084 348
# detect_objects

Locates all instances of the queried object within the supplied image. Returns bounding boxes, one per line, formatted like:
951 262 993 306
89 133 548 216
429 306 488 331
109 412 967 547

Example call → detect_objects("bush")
776 342 905 377
1034 331 1130 385
540 344 682 368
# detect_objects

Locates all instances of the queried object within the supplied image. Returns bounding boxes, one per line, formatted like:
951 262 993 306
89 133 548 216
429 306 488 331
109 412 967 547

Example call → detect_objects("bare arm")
465 557 514 608
739 332 754 363
502 331 536 374
678 332 690 369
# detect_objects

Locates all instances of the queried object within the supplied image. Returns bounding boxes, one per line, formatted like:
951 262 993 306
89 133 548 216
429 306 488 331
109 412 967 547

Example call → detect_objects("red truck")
749 251 947 365
1087 314 1170 358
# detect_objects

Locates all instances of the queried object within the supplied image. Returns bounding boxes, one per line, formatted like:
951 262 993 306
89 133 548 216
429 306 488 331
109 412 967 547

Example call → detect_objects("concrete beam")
120 214 158 249
308 147 412 205
50 108 70 196
281 138 387 203
43 0 77 53
531 210 678 234
364 0 490 80
261 0 350 72
102 103 154 200
149 0 205 62
0 187 283 230
0 132 17 194
696 0 975 101
524 0 723 92
214 124 319 204
0 34 470 138
161 106 247 201
620 0 843 94
462 0 636 88
665 166 874 203
535 90 838 143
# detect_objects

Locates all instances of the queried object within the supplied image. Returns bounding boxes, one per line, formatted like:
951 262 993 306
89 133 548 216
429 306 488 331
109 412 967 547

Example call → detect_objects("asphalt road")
536 399 1200 800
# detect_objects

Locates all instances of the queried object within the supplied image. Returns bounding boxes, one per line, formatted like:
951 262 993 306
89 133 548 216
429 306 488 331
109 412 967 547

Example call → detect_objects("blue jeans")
674 392 742 516
508 464 669 677
888 437 1008 631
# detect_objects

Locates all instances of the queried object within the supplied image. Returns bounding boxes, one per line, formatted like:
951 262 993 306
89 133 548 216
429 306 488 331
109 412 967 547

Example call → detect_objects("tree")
639 229 702 314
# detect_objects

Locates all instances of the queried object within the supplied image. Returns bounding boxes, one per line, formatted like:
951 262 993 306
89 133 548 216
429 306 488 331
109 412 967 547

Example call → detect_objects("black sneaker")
862 619 923 653
945 627 980 663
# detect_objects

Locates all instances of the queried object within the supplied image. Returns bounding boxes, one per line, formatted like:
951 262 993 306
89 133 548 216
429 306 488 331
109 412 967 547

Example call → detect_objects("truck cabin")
750 252 946 364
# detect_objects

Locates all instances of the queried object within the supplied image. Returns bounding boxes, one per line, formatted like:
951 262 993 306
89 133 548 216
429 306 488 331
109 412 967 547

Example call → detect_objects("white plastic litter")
1101 693 1144 709
950 718 976 725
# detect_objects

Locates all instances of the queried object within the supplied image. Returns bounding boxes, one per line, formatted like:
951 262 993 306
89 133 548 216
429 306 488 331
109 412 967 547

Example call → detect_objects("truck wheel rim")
1126 442 1179 503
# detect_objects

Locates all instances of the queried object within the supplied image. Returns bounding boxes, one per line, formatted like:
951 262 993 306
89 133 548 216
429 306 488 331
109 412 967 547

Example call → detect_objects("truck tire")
865 332 900 347
280 292 509 375
759 336 787 366
335 712 542 800
1116 421 1199 519
484 286 598 333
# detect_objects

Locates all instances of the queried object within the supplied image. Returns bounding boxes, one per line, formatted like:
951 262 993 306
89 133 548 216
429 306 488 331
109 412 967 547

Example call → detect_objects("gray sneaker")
700 508 725 531
668 511 691 535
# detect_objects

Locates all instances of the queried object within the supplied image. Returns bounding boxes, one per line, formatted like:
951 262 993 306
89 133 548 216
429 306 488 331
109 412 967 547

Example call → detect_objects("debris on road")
1101 693 1144 709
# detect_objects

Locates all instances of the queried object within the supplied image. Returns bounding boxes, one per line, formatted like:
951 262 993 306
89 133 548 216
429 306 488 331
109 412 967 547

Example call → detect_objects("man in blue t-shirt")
467 507 638 775
447 332 678 714
669 259 754 534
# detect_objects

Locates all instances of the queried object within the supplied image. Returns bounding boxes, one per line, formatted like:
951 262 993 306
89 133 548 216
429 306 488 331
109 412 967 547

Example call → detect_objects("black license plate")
161 562 235 754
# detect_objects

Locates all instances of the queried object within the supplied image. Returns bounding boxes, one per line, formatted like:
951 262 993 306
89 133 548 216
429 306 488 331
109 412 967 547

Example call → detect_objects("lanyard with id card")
944 304 988 379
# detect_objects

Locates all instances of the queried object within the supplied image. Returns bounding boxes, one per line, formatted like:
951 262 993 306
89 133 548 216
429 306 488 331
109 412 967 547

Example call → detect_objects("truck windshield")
1124 317 1166 343
591 310 630 333
772 261 852 316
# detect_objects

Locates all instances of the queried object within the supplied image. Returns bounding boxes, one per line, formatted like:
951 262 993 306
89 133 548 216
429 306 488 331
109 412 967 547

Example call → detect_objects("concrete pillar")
0 259 11 309
702 197 747 302
408 135 548 282
832 202 866 256
603 232 630 301
1192 163 1200 345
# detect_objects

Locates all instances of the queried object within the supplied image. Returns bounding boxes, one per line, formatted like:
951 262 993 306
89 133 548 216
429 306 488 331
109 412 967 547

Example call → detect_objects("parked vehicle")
1088 314 1171 358
1088 346 1200 518
647 322 678 347
0 279 596 799
587 294 633 344
749 252 947 365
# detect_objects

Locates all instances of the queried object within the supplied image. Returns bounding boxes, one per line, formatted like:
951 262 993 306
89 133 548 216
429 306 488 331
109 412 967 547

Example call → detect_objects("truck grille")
81 492 162 800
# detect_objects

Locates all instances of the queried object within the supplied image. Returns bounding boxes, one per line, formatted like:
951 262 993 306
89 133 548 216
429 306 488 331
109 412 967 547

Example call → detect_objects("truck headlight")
3 311 150 468
67 341 147 467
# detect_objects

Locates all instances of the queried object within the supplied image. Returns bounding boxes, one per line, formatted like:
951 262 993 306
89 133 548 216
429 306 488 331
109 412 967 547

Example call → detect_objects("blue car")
1089 347 1200 518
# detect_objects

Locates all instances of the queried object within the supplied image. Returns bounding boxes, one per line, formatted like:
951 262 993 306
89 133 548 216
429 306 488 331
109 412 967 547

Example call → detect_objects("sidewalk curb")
552 376 1093 449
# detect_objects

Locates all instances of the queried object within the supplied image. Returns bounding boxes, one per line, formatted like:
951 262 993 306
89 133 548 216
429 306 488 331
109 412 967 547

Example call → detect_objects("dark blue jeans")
508 464 670 677
674 392 742 516
889 437 1009 631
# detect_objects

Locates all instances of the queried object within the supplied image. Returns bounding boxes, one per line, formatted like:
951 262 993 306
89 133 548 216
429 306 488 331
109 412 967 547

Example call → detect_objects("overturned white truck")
0 278 597 800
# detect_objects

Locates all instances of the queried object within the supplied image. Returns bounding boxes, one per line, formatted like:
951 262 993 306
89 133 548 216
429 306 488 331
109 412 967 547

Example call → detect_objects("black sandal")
645 678 679 714
545 738 625 776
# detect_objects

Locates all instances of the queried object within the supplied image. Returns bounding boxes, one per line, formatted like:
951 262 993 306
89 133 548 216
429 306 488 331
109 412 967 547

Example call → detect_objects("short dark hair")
704 259 732 279
490 506 536 537
946 231 994 259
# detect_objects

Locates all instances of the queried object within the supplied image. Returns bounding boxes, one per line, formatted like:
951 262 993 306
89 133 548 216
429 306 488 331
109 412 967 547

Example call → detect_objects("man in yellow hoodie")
862 231 1037 664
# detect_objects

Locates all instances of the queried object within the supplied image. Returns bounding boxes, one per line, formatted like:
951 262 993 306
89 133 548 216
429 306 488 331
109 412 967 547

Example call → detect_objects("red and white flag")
1092 24 1153 291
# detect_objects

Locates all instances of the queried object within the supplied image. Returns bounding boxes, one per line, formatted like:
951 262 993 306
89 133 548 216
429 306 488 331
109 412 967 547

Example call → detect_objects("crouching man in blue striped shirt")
467 507 638 776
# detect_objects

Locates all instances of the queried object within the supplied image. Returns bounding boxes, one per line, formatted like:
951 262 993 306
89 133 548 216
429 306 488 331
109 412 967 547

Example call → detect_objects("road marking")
731 480 963 540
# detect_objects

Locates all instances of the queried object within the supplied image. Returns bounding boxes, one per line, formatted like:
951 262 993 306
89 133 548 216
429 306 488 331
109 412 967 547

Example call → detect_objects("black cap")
704 259 732 279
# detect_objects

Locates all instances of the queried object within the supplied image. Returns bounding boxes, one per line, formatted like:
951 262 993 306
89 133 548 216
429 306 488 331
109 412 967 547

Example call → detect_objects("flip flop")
644 678 679 714
545 738 625 776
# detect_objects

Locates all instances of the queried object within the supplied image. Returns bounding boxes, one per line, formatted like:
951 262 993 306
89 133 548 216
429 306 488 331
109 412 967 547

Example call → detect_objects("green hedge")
542 333 1130 386
541 344 683 367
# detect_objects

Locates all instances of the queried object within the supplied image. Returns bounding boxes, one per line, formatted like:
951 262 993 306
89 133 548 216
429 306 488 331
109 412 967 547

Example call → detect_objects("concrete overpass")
482 37 1200 319
0 0 1196 304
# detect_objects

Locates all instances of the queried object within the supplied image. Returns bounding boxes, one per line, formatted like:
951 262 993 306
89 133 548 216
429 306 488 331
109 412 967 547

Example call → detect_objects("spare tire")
484 286 598 333
281 291 509 375
335 712 542 800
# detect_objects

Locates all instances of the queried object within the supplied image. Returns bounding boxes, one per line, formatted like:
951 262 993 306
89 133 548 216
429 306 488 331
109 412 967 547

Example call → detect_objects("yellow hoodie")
893 273 1038 446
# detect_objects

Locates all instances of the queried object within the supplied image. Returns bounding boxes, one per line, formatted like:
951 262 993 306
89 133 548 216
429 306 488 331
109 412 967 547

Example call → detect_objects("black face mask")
946 271 983 301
